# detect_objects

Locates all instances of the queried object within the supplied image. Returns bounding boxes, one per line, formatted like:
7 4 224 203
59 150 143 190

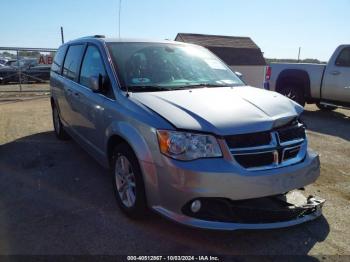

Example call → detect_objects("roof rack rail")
93 35 105 38
79 35 106 39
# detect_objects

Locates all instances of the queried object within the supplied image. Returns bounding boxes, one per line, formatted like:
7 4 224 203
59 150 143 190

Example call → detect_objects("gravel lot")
0 83 50 93
0 96 349 256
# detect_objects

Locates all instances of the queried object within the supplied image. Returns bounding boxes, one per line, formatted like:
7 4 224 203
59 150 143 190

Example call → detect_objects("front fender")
105 121 160 205
105 121 154 162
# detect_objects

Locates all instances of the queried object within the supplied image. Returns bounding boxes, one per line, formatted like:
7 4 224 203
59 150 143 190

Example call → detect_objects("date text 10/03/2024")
127 256 220 261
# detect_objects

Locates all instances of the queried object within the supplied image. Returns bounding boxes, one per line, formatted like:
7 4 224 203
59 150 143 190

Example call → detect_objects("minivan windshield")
107 42 245 92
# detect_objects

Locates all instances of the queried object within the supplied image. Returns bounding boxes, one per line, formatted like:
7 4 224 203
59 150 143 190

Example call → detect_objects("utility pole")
118 0 122 38
60 26 65 44
297 47 301 63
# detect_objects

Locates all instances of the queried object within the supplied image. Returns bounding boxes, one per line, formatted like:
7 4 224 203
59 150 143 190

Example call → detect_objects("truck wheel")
111 143 148 219
279 85 305 107
52 104 70 140
316 103 336 111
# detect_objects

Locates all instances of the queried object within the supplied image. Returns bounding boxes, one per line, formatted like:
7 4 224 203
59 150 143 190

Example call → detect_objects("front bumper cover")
153 191 325 231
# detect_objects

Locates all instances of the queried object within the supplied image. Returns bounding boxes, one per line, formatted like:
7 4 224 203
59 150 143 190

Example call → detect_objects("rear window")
335 47 350 67
51 45 67 74
62 44 85 81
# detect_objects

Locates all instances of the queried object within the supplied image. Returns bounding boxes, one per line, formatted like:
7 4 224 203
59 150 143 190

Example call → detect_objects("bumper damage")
153 190 325 231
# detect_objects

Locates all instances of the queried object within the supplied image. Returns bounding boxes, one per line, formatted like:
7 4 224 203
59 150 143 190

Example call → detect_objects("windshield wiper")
183 83 232 88
125 85 172 92
124 83 233 92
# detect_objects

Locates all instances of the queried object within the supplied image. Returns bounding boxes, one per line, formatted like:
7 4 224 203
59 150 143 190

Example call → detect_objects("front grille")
283 146 301 161
235 152 275 168
225 131 271 148
277 124 306 143
227 121 306 170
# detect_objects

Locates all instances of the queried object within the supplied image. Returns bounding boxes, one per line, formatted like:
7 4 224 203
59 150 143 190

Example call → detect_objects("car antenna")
117 0 130 97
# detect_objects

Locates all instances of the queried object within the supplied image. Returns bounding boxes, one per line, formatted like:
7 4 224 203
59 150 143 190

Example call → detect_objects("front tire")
316 103 336 111
279 85 305 107
52 104 70 140
111 143 148 218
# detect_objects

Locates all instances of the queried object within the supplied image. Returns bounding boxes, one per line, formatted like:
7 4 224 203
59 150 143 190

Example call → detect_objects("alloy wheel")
115 155 137 208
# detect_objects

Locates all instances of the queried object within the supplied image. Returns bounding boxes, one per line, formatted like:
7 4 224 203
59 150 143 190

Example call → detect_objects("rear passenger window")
51 45 67 74
62 45 84 81
335 48 350 67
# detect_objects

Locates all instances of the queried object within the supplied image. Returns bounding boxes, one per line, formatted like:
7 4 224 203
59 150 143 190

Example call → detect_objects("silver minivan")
50 36 324 230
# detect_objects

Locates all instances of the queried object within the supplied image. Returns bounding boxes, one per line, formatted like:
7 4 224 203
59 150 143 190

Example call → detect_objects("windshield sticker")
131 78 151 84
204 59 226 70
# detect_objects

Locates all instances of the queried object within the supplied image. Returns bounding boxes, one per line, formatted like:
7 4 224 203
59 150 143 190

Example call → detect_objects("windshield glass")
107 42 245 92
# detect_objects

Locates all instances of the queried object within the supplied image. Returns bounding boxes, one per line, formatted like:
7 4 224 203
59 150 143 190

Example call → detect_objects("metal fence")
0 47 57 96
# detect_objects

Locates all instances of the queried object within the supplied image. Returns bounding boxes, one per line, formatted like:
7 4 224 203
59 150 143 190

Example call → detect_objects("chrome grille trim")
279 138 305 147
228 126 307 171
229 132 277 154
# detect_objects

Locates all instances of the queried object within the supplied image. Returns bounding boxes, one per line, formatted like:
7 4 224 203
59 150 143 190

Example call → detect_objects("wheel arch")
106 122 159 206
105 122 154 167
276 69 311 99
107 134 131 166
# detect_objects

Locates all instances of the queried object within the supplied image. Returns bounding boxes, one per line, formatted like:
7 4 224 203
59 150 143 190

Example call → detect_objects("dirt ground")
0 96 349 256
0 83 50 93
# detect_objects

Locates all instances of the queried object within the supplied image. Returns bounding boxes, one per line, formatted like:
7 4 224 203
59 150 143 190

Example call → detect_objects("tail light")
265 66 271 81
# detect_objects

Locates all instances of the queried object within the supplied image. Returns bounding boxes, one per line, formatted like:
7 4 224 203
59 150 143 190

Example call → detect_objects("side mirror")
89 75 101 92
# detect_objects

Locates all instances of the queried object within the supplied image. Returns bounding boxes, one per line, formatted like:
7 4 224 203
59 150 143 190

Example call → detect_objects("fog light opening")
191 200 202 213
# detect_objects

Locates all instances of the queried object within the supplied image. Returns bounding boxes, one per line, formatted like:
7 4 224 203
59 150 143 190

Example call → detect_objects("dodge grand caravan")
50 35 324 230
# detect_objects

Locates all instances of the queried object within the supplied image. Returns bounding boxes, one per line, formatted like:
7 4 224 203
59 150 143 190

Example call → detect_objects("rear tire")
52 104 70 140
316 103 336 111
279 85 305 107
111 143 148 219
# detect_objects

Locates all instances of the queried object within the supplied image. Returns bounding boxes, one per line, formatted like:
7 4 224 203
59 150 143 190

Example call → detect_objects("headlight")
157 130 222 161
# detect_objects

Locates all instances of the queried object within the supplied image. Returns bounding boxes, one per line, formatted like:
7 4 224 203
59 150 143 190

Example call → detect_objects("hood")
131 86 303 136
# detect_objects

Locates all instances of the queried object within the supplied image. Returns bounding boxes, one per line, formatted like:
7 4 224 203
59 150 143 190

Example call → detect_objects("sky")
1 0 349 61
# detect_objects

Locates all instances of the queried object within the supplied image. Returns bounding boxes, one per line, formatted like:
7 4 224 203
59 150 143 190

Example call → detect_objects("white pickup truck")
265 45 350 110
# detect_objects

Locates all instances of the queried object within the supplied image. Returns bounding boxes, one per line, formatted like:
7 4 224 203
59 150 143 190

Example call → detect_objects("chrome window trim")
75 81 116 102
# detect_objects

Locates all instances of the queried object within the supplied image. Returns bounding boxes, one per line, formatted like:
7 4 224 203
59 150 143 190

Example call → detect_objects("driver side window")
80 45 114 98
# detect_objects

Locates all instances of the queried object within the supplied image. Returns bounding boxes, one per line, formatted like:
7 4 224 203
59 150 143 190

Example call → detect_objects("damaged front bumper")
153 191 325 231
146 147 323 230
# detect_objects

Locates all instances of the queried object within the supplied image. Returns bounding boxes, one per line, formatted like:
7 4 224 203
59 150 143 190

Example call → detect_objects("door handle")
74 92 80 97
330 71 340 76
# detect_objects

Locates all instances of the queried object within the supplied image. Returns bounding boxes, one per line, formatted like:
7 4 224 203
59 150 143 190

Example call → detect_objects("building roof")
175 33 266 66
175 33 259 49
